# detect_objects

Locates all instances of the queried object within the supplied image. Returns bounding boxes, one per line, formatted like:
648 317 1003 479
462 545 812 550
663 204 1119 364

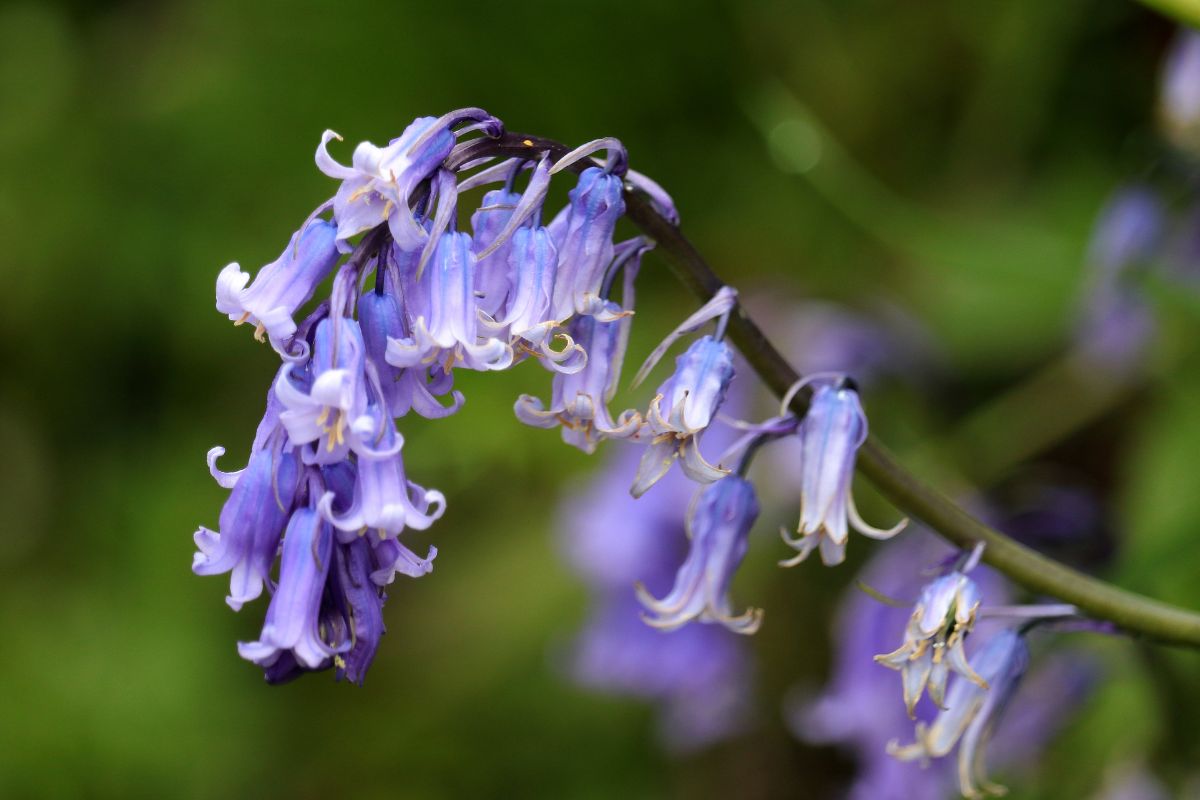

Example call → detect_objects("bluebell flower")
193 445 300 611
370 536 437 585
794 505 1094 800
329 537 387 685
317 396 446 538
498 224 587 374
513 239 650 451
471 186 521 320
514 305 641 452
275 315 372 465
385 231 514 372
216 219 340 350
549 166 626 320
238 505 347 671
194 395 300 610
315 109 499 252
357 279 464 419
631 335 735 497
780 377 905 567
875 565 986 717
637 475 762 634
561 439 754 751
889 628 1030 799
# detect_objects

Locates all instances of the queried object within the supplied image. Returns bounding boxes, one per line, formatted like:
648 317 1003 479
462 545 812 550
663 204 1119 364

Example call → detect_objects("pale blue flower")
780 378 905 567
876 567 986 716
889 629 1029 799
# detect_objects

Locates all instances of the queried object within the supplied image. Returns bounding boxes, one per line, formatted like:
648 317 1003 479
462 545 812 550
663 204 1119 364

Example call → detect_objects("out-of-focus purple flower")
385 231 514 372
1160 31 1200 151
1091 764 1171 800
561 439 753 751
1088 189 1163 277
632 336 735 496
239 506 346 671
1075 187 1164 372
549 166 626 320
276 315 371 464
771 299 929 387
876 566 986 717
780 378 905 567
889 628 1030 799
216 220 340 350
637 475 762 634
316 109 498 252
792 528 1010 800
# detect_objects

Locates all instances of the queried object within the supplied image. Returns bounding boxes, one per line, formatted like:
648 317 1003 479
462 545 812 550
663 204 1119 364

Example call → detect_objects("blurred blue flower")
889 628 1029 799
1075 187 1164 372
1160 30 1200 151
560 433 754 750
876 564 986 717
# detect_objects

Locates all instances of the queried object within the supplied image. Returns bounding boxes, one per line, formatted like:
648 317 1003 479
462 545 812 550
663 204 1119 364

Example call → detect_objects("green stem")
621 190 1200 648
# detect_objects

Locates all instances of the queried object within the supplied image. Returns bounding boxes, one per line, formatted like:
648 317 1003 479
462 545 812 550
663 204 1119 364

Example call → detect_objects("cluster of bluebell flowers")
196 107 1103 800
197 109 773 684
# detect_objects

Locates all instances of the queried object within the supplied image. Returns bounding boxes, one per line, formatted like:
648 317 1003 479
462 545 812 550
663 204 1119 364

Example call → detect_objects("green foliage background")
1 1 1198 797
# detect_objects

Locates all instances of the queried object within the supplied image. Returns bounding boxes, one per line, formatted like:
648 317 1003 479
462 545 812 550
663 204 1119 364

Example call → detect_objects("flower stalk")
600 139 1200 648
460 127 1200 646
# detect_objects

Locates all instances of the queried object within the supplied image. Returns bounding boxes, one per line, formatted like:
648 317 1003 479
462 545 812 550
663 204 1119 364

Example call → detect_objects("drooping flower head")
875 548 987 717
637 475 763 634
316 109 501 252
550 158 627 320
888 628 1030 799
626 287 740 496
238 502 346 672
216 219 341 351
779 376 905 567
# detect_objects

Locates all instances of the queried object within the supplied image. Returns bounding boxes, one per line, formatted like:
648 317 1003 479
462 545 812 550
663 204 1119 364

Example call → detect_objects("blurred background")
3 0 1200 797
